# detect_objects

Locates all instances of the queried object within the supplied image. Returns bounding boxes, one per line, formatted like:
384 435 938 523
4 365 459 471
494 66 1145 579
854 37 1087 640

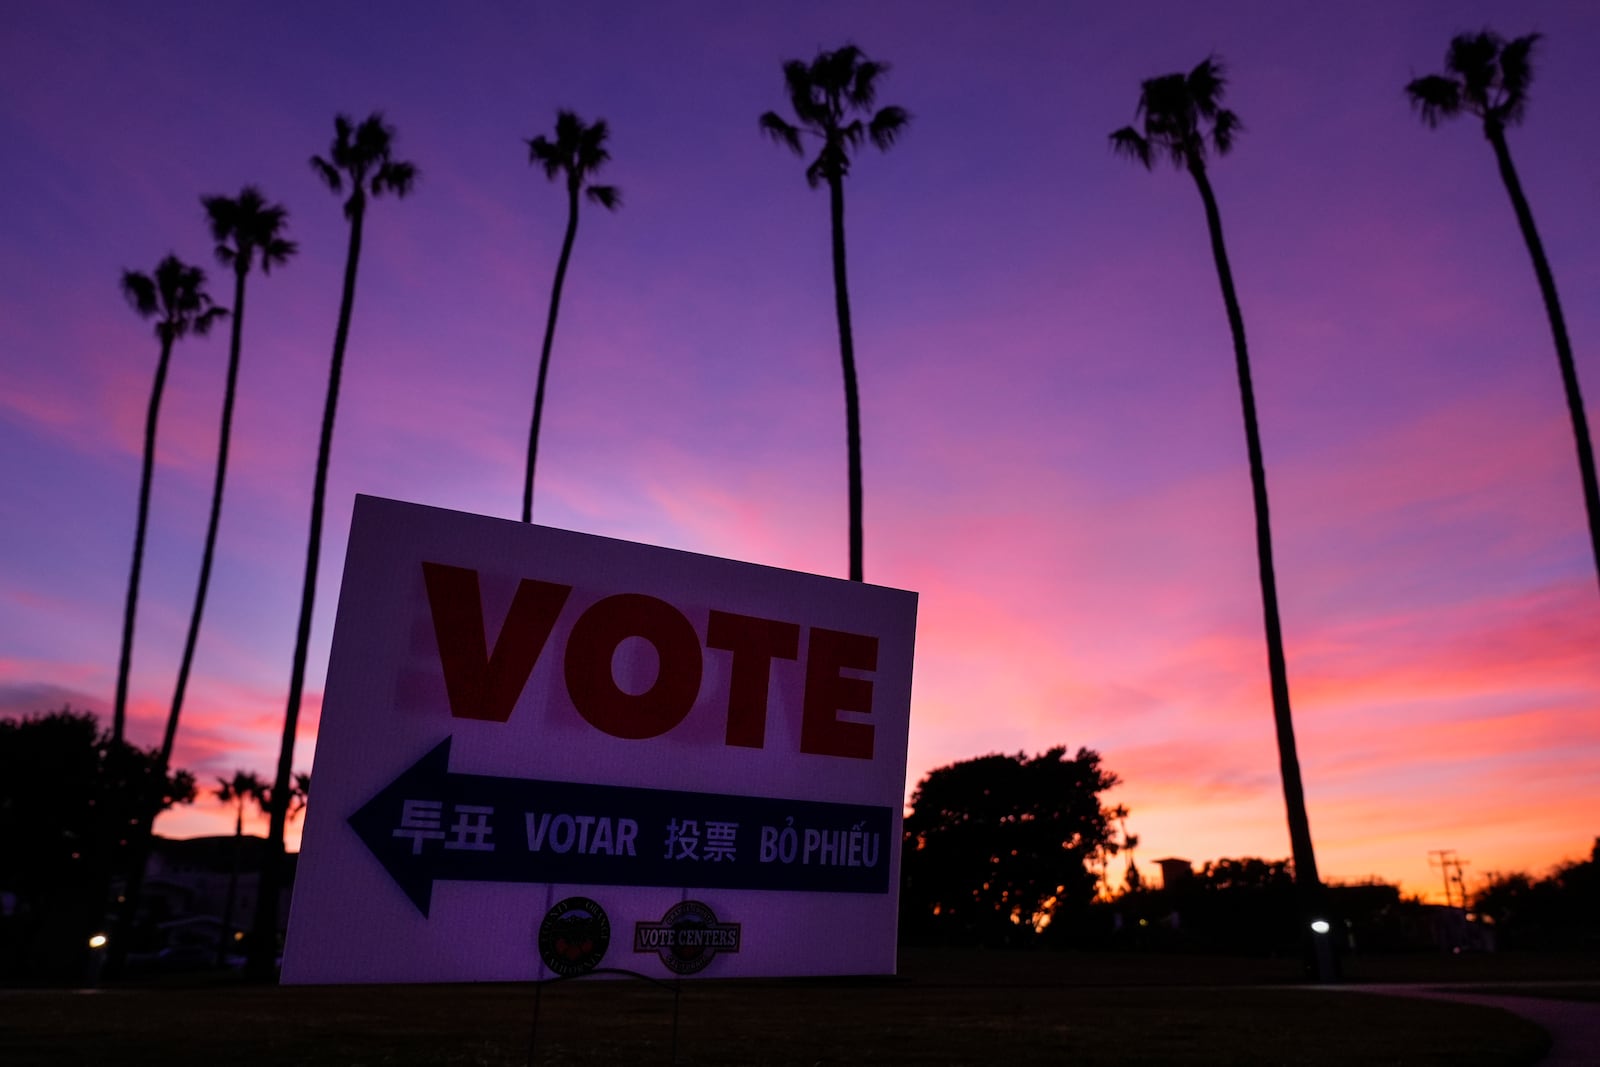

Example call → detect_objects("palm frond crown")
121 254 227 342
1110 56 1240 173
525 110 619 210
1407 29 1540 132
216 770 269 808
312 112 419 219
201 186 298 277
761 43 911 187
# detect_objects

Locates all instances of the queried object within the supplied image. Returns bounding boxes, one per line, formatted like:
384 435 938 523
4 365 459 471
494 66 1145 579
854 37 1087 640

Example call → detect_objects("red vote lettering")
565 593 703 740
801 628 878 760
423 563 878 758
422 562 571 722
706 610 800 748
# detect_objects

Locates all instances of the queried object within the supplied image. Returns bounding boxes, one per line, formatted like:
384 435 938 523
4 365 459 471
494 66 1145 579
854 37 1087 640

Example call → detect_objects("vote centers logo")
537 896 611 977
633 900 742 975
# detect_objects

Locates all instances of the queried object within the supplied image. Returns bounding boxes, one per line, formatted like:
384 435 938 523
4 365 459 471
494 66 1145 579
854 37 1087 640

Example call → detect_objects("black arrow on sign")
347 737 893 916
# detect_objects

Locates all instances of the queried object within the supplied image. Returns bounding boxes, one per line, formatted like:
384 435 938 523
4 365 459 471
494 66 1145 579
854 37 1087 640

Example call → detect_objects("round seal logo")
633 900 742 975
538 896 611 977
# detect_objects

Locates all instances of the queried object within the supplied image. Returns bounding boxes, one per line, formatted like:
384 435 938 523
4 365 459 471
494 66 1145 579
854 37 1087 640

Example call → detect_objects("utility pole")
1428 849 1474 953
1428 849 1461 908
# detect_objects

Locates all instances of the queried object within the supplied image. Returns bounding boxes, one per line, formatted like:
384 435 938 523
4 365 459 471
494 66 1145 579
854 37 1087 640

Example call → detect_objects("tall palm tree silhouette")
113 256 226 747
1407 32 1599 593
169 189 295 771
105 255 227 980
253 113 416 979
1111 58 1332 979
521 110 620 523
760 44 909 583
214 770 267 966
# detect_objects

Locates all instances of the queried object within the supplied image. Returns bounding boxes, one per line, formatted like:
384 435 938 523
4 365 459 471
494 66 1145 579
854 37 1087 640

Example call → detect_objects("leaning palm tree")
169 189 296 773
521 110 620 523
113 256 227 747
761 45 909 583
1111 58 1332 980
252 113 416 979
214 770 268 966
103 256 226 981
1407 32 1599 593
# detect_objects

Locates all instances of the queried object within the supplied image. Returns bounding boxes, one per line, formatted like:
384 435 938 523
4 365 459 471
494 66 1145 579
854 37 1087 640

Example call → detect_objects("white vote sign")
282 495 917 984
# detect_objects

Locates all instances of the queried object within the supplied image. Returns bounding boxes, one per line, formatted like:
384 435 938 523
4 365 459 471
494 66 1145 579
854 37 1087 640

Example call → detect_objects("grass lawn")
0 951 1559 1066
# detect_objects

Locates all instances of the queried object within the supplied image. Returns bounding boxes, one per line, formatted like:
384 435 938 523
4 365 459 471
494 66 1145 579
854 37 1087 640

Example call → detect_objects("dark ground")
3 949 1591 1066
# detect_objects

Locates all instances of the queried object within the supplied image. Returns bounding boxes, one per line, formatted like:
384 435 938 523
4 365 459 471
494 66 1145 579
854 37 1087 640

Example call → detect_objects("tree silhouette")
107 244 247 980
1110 58 1332 979
112 256 226 747
214 770 268 966
1476 838 1599 950
1407 32 1600 594
0 709 195 984
760 45 909 583
901 747 1120 946
521 110 620 523
253 113 416 979
112 191 293 981
170 189 296 771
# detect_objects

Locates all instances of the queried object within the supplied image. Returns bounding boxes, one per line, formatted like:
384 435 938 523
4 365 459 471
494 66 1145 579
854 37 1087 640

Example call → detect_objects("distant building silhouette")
1155 857 1194 891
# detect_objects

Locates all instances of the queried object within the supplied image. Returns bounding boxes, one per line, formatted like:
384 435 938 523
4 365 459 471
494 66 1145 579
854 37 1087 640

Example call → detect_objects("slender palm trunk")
109 269 252 981
1188 162 1330 975
251 199 366 980
522 182 580 523
826 173 865 583
164 266 247 767
113 328 177 745
1486 125 1600 592
218 806 242 968
103 321 183 978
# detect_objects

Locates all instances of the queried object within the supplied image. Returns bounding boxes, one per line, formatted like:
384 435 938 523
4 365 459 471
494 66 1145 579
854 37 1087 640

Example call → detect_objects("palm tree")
104 257 225 979
169 189 296 774
760 45 909 583
113 256 227 747
252 113 416 979
521 110 620 523
1407 32 1600 593
1111 58 1332 980
214 770 268 966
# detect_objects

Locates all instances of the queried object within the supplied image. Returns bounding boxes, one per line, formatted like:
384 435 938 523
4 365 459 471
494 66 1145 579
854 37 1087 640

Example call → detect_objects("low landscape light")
88 934 108 949
1309 919 1331 935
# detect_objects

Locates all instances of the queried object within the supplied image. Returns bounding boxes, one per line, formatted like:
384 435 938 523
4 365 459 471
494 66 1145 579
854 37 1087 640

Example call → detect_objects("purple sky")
3 0 1598 901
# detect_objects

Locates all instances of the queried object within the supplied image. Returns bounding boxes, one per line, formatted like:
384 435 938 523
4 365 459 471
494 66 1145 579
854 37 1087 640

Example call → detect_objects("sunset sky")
3 0 1598 904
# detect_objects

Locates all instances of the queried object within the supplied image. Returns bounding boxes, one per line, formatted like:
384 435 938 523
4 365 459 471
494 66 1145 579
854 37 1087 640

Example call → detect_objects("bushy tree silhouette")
0 709 195 984
1407 32 1600 593
761 45 909 583
901 747 1120 946
1476 838 1599 949
521 110 620 523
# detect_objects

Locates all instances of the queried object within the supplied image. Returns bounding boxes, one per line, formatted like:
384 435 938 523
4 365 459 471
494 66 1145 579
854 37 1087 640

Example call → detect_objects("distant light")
88 934 108 949
234 931 245 941
1310 920 1331 935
